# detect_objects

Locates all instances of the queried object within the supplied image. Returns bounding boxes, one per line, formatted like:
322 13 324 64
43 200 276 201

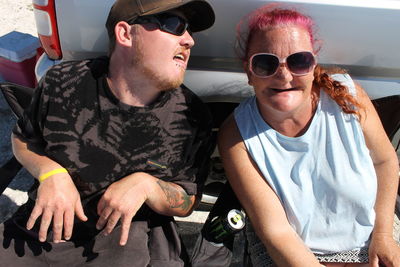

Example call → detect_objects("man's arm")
95 172 197 246
95 92 214 246
12 133 87 243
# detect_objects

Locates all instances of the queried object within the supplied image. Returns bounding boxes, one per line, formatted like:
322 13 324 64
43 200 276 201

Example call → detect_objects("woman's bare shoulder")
218 113 244 151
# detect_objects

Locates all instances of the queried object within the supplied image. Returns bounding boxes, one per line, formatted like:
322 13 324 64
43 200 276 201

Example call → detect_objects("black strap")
0 82 34 195
0 156 22 195
0 82 34 119
371 94 400 141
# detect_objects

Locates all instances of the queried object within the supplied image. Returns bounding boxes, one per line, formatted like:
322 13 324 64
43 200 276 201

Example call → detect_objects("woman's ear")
114 21 133 48
243 61 253 85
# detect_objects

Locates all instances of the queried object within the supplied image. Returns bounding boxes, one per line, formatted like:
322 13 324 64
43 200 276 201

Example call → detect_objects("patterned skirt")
245 205 400 266
245 221 369 266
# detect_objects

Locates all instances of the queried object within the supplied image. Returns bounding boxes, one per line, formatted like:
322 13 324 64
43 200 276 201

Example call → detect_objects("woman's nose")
274 63 293 81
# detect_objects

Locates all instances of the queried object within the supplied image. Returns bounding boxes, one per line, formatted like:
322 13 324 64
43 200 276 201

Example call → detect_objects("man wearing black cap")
0 0 215 266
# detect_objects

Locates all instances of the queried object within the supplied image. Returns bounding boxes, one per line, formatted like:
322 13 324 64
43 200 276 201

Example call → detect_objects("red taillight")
33 0 62 59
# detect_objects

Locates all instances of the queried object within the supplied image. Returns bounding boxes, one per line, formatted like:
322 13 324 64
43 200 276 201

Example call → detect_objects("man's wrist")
124 172 157 200
39 168 68 182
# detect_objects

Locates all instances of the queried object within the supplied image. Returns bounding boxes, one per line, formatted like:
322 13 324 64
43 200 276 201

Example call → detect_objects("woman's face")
245 26 316 115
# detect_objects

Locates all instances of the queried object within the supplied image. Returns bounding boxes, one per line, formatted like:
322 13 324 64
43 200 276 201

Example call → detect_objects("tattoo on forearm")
156 180 192 211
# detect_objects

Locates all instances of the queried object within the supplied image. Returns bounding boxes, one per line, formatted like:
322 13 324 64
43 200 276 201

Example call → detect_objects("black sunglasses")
249 51 316 78
129 13 190 36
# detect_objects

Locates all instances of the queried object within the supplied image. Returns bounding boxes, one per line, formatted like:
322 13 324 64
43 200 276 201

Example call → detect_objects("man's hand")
369 232 400 267
96 172 196 246
26 172 87 243
96 174 149 246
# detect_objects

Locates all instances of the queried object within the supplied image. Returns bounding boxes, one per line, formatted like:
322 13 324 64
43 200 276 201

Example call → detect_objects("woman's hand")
368 232 400 267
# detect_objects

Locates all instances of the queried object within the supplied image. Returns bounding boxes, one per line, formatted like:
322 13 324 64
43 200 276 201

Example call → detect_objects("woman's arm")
356 84 400 266
218 115 322 267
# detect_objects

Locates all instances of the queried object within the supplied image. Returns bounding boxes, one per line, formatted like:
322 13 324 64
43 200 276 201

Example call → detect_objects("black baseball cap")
106 0 215 37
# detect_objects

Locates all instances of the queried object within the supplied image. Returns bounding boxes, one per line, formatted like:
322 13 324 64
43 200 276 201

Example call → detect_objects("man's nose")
180 30 195 48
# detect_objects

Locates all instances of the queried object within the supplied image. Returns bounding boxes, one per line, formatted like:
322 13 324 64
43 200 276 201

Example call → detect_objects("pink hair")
236 3 319 61
236 3 363 119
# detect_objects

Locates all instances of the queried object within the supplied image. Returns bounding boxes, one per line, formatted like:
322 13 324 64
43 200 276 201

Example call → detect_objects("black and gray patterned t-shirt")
14 57 214 208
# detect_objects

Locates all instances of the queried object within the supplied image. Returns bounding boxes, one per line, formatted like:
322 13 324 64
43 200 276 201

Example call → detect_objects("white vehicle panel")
35 0 399 99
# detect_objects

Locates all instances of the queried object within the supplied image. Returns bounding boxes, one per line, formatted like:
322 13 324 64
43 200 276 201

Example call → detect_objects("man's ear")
114 21 133 48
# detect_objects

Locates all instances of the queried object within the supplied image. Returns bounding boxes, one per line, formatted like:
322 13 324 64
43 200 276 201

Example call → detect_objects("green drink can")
205 209 246 243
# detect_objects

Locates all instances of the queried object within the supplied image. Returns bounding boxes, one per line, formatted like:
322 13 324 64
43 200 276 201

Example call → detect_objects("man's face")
129 11 195 91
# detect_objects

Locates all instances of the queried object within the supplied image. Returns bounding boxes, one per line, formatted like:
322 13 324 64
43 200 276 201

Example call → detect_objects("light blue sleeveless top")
234 74 377 254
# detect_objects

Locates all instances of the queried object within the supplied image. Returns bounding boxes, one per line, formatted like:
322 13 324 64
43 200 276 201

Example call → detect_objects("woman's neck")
258 91 319 137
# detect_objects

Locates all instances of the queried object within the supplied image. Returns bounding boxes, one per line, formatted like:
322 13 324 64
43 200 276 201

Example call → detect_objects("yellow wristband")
39 168 68 183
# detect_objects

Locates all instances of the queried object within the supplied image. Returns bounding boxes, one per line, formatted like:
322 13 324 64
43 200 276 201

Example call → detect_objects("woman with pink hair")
218 4 400 266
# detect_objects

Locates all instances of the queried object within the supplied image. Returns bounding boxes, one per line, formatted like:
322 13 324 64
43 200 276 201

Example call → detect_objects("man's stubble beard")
131 34 185 91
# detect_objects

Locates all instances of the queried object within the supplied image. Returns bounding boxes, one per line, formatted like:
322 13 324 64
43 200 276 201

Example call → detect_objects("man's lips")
174 54 185 61
173 51 189 68
173 50 189 62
